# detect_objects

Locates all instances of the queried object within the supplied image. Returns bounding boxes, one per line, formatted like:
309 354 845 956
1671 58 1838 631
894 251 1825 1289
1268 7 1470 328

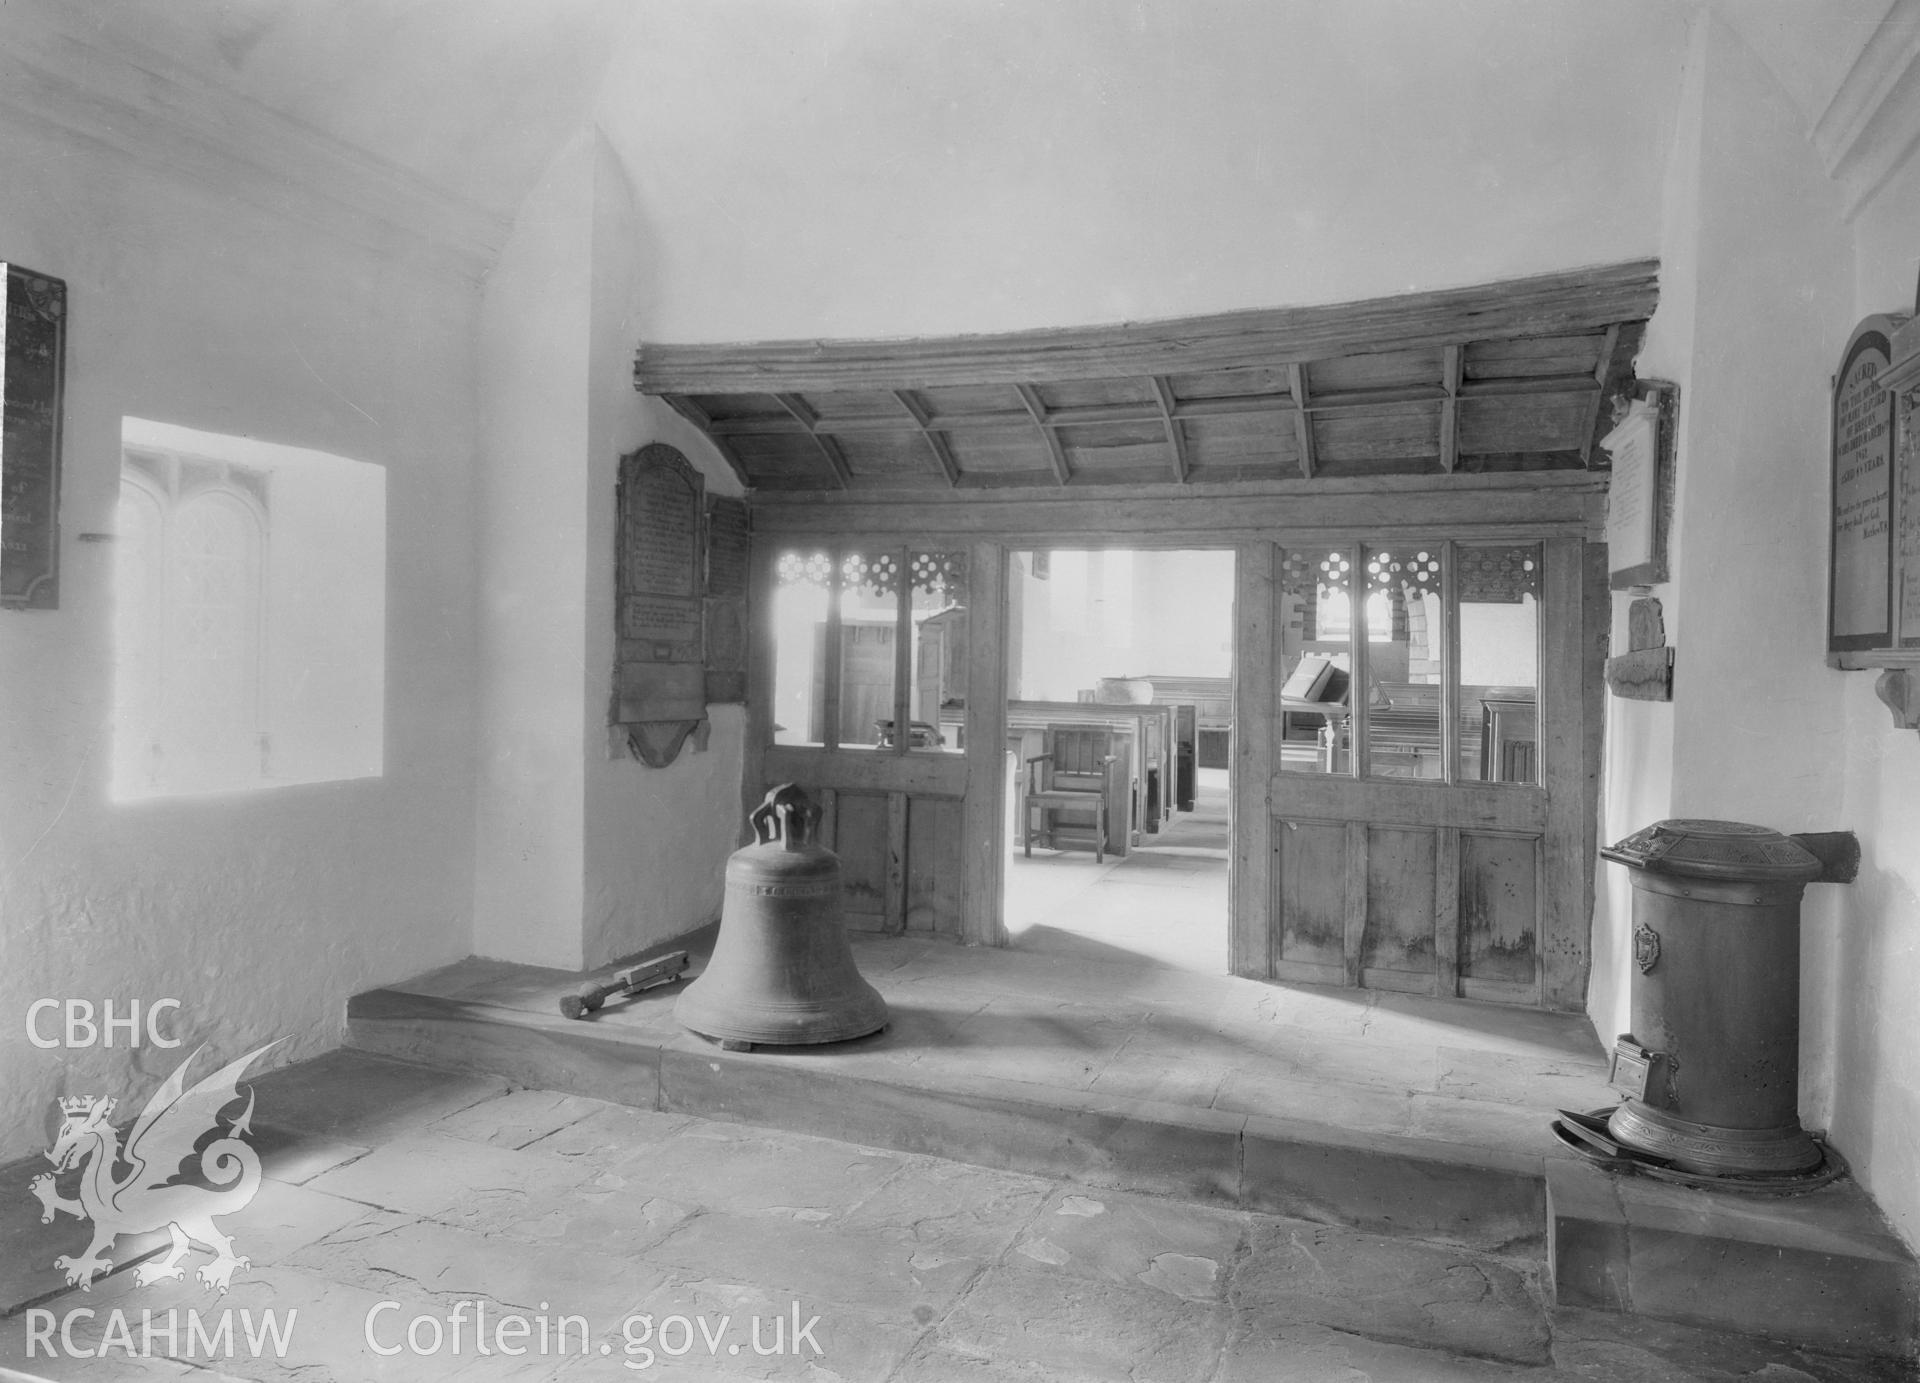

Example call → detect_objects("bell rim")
674 982 889 1047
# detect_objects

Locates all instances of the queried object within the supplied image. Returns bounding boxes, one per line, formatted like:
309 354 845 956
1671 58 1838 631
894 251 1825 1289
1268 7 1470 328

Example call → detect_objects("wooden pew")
1124 674 1232 773
1366 684 1444 776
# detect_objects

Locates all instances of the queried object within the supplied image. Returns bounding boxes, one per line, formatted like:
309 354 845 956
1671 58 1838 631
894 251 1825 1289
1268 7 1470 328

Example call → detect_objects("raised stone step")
343 944 1919 1367
346 984 1546 1253
1548 1158 1918 1361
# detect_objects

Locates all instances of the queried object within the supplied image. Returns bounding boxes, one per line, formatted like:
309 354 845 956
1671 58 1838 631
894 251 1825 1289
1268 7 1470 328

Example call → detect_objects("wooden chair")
1023 724 1117 861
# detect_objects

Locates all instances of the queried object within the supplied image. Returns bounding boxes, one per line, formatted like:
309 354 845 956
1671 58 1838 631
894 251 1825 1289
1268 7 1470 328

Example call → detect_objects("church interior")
4 1 1920 1376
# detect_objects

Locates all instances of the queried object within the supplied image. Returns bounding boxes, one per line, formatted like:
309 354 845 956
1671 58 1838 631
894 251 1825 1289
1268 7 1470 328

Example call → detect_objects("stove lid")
1600 818 1823 883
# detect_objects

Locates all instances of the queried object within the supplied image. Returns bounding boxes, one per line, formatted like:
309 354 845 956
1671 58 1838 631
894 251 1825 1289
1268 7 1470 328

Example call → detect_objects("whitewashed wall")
0 96 483 1162
475 126 744 971
1597 10 1919 1251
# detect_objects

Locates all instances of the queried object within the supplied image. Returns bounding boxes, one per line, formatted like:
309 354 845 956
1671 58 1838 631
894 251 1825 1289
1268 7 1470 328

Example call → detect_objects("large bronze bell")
675 784 888 1049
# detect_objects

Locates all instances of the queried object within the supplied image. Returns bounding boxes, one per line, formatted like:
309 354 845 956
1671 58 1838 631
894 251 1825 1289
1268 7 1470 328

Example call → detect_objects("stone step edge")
1547 1159 1918 1362
345 984 1545 1254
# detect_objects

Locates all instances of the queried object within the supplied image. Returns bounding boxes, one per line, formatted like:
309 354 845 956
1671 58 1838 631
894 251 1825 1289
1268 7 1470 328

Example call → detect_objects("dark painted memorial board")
705 495 750 599
704 495 749 703
616 444 706 765
1 265 66 610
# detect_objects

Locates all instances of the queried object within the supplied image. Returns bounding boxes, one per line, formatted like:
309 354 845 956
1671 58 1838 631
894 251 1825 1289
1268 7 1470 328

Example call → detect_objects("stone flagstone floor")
0 1048 1905 1382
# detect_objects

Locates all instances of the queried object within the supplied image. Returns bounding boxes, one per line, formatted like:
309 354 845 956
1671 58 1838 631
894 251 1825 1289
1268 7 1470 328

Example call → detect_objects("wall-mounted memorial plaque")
1845 311 1920 733
705 596 747 704
1 264 67 610
615 444 707 765
1602 382 1676 590
706 495 750 600
1899 387 1920 650
1830 317 1901 653
702 495 750 704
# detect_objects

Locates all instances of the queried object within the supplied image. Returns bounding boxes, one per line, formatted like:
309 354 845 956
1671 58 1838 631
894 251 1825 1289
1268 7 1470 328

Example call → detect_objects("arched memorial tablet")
1830 317 1901 653
615 443 707 765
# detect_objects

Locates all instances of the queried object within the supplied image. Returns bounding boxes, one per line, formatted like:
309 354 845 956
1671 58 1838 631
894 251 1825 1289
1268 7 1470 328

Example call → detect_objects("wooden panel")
1461 978 1542 1005
1035 378 1152 409
1458 830 1540 992
797 389 907 423
1273 817 1348 972
1183 413 1297 467
1182 464 1300 487
742 542 779 838
1343 820 1368 987
692 392 787 422
917 384 1026 419
1314 405 1443 463
635 260 1659 393
1058 464 1184 488
1255 530 1593 1011
1169 367 1290 400
1435 824 1461 998
961 540 1010 947
1058 418 1167 447
1271 774 1546 832
1364 825 1437 983
907 796 965 935
1459 395 1589 454
834 791 890 921
885 792 909 933
1060 424 1168 471
816 787 838 851
728 433 815 471
751 476 1609 542
1231 543 1275 978
763 745 966 797
1309 347 1445 394
945 429 1047 474
834 431 938 476
1464 334 1606 381
1542 536 1605 1010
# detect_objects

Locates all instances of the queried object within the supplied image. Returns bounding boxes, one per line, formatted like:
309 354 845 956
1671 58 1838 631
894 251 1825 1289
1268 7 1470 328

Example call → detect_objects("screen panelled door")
753 544 979 936
1266 536 1601 1009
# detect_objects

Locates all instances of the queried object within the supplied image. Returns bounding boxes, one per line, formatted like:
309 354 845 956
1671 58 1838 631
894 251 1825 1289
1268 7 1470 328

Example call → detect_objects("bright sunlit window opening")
112 418 386 801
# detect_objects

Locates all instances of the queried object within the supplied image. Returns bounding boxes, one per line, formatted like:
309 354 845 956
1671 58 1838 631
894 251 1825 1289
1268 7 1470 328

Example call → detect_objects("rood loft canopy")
634 260 1655 496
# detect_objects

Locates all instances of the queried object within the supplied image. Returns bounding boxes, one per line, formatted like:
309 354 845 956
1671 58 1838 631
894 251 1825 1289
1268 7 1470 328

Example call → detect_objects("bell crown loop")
751 784 821 851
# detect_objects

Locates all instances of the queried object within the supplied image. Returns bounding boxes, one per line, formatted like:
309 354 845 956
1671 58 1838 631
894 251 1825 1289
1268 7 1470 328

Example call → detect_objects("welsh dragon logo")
31 1043 275 1294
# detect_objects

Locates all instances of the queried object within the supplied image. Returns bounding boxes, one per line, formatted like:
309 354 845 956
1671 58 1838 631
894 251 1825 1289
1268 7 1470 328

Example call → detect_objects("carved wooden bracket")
626 718 712 769
1874 667 1920 734
1605 596 1673 701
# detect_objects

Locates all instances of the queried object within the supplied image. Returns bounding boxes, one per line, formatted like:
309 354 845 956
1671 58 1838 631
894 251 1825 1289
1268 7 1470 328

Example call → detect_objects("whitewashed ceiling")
5 1 1896 331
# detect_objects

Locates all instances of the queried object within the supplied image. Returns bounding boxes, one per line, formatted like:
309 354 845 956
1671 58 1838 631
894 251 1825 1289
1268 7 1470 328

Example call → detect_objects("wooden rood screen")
751 543 985 937
1245 537 1605 1009
745 533 1604 1008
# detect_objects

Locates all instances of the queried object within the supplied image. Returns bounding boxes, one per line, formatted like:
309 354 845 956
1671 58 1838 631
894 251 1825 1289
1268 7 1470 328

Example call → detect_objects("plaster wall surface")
1659 16 1854 1142
475 122 746 972
473 134 595 969
1827 135 1920 1254
1598 12 1920 1252
1591 11 1709 1054
602 0 1689 342
579 129 746 969
1131 551 1237 681
0 103 481 1164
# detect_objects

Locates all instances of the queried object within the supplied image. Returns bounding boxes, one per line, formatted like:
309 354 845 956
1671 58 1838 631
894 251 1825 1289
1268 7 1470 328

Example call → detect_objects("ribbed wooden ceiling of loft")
633 260 1656 495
